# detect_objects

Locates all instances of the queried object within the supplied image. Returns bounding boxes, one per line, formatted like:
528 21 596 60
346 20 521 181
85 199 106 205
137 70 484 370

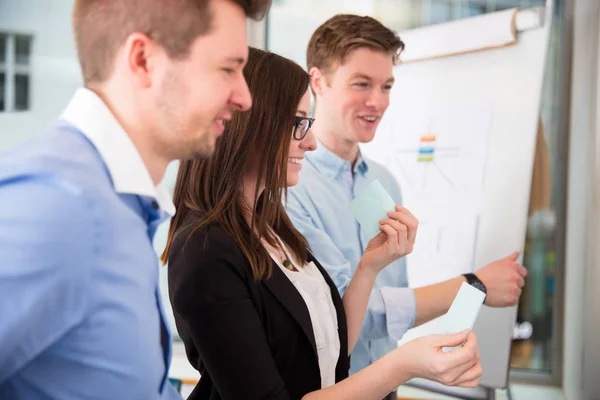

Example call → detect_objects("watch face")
472 280 486 294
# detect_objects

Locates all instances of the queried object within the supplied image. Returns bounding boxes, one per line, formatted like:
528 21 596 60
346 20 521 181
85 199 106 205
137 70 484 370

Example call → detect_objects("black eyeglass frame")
292 116 315 140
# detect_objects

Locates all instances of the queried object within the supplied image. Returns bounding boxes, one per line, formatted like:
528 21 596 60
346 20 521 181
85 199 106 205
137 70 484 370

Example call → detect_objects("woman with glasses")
161 47 482 400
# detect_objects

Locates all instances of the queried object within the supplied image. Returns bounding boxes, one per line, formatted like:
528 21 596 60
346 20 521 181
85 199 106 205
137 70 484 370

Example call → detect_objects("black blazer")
168 224 350 400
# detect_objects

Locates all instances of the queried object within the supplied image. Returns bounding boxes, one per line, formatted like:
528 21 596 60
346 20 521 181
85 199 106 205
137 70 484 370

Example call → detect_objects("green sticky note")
443 282 486 334
441 282 486 352
350 179 397 239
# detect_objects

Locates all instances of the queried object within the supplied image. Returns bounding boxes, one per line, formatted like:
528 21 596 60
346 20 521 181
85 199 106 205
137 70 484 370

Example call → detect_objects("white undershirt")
266 236 340 388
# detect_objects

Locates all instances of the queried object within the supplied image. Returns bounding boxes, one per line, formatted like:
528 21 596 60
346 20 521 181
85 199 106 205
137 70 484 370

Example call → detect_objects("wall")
0 0 80 150
581 2 600 398
563 0 599 399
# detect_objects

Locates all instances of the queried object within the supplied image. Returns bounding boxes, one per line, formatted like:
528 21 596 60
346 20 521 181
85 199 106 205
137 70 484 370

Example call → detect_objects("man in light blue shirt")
286 15 529 389
0 0 270 398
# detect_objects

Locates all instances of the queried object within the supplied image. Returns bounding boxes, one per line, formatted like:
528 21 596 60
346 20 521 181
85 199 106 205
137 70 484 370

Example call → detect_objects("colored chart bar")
418 135 436 162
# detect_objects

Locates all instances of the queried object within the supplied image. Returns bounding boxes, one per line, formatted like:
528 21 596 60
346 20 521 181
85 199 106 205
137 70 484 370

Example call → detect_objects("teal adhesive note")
442 282 485 351
350 179 397 239
441 282 486 351
443 282 486 334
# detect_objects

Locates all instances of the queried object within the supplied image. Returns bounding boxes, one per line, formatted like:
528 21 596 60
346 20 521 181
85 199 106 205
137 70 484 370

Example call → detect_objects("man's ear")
123 32 158 89
309 67 326 96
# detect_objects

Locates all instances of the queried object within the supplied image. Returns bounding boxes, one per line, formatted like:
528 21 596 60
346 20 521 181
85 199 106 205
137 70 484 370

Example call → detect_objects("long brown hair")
161 47 310 280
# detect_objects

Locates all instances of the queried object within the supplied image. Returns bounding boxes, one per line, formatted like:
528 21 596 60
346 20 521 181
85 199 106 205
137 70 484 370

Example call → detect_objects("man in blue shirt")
0 0 270 399
285 15 528 395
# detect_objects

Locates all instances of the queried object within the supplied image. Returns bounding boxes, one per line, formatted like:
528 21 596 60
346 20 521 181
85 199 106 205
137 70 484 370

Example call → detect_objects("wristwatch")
463 273 487 296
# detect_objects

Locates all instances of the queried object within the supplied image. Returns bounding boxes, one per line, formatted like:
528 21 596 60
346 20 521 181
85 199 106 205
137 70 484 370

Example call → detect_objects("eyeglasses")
292 116 314 140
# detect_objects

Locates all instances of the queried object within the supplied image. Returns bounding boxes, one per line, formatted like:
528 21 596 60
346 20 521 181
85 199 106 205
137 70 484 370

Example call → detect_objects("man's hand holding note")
350 179 418 275
350 179 397 239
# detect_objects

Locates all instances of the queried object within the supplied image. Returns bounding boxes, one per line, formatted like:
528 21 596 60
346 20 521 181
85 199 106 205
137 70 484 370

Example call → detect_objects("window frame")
0 31 33 113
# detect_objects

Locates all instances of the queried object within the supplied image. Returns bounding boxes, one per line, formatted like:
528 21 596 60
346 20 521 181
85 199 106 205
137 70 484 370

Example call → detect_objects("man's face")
314 47 394 145
153 0 252 160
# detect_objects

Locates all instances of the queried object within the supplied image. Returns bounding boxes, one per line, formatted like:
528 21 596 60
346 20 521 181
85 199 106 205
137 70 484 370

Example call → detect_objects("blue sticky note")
350 179 397 239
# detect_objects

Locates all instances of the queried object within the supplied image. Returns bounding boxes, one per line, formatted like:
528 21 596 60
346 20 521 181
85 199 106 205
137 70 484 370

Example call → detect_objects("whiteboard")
360 4 552 396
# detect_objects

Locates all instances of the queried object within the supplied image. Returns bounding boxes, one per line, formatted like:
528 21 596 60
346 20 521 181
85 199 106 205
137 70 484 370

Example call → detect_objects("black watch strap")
463 273 487 295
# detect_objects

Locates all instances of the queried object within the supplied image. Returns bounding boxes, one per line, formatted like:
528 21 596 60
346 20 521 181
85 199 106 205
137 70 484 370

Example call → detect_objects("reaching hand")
477 252 528 307
359 206 418 275
400 331 483 388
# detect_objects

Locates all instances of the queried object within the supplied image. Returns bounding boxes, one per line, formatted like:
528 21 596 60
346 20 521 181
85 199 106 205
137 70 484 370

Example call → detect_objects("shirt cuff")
380 287 417 342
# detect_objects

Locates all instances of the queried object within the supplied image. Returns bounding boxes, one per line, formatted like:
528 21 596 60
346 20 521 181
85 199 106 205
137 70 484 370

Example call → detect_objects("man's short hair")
307 14 405 74
73 0 271 84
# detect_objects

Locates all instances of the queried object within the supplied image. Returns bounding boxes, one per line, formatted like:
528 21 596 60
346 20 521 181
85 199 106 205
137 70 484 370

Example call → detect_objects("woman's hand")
358 205 418 276
397 330 483 388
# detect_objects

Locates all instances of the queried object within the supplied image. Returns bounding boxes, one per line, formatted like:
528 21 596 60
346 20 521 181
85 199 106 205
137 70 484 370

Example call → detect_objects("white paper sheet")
366 105 493 212
406 211 479 288
362 104 493 286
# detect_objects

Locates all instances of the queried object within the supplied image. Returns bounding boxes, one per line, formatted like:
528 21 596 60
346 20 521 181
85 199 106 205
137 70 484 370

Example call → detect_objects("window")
0 33 33 112
14 74 29 111
15 35 31 65
0 73 5 112
268 0 565 383
0 33 6 64
429 1 453 25
0 33 6 113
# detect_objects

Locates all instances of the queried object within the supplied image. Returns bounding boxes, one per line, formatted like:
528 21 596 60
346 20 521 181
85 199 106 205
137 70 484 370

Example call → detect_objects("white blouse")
266 237 340 389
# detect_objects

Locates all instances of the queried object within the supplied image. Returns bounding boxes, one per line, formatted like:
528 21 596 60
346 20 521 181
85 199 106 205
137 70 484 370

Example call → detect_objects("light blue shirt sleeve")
375 166 417 341
0 174 93 384
379 287 416 341
286 188 416 342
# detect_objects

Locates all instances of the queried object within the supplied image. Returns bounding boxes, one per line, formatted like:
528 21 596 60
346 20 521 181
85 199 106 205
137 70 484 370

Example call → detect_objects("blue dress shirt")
285 142 417 375
0 88 181 399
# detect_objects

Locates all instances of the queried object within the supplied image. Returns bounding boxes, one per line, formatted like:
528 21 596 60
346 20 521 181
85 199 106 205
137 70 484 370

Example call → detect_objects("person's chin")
286 176 299 187
190 137 216 160
353 130 377 144
351 123 378 143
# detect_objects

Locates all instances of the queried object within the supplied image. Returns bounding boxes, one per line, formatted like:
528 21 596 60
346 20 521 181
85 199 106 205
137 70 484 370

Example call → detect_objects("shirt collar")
61 88 175 217
306 139 369 179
